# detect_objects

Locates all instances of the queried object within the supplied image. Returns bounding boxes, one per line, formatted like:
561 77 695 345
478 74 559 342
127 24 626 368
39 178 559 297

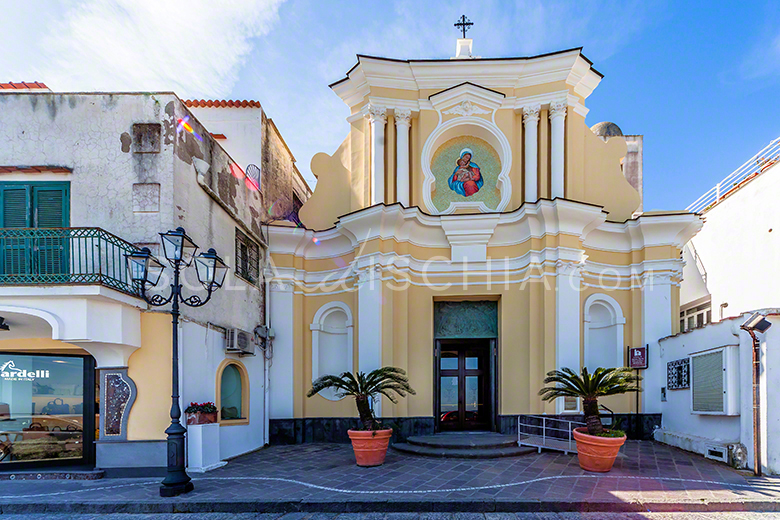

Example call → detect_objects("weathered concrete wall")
263 117 310 222
624 135 643 213
0 93 176 243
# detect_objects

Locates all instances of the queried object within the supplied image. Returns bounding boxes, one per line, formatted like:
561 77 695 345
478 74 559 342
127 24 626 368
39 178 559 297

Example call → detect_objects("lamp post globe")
126 228 227 497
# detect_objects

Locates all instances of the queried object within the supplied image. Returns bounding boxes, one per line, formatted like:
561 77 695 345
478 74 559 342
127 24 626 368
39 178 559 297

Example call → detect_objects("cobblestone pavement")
0 441 779 513
1 513 780 519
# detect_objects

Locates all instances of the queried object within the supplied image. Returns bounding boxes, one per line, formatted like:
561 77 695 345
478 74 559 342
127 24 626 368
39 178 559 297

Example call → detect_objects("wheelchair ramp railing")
517 415 586 454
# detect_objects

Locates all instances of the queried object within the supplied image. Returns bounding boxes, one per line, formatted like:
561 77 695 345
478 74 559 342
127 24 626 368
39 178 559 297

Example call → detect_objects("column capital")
549 100 568 120
366 104 387 125
394 108 412 127
522 104 541 124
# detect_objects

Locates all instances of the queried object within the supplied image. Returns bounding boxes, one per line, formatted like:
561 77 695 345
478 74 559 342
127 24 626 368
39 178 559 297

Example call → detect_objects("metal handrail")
518 414 586 454
0 227 140 296
687 137 780 214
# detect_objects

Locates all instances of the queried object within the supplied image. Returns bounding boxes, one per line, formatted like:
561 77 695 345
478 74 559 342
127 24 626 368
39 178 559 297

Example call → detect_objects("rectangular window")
0 353 95 468
0 182 69 228
691 351 724 413
0 183 70 277
234 228 259 284
667 358 690 390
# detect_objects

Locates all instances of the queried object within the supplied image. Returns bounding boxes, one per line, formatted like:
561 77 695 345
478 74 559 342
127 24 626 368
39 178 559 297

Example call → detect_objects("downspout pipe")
742 326 762 477
263 245 272 446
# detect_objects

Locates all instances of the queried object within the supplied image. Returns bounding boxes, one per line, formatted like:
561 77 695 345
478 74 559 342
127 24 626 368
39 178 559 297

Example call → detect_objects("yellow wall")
127 312 172 440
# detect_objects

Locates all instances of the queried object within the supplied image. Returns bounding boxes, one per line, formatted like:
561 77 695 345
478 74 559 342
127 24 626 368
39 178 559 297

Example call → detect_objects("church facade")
267 40 702 440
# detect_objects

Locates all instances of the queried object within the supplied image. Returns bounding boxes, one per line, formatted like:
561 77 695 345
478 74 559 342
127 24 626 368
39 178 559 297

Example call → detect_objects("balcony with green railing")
0 228 141 297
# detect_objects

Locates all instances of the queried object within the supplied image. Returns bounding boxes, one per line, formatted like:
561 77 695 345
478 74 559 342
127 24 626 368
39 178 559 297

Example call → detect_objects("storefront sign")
0 360 50 381
629 346 648 369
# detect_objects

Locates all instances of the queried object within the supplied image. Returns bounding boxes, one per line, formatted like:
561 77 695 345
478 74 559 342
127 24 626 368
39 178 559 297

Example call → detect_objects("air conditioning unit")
225 328 255 356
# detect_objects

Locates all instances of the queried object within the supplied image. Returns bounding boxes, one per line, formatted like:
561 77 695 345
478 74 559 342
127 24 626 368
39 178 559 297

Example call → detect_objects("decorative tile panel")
99 368 137 440
434 301 498 339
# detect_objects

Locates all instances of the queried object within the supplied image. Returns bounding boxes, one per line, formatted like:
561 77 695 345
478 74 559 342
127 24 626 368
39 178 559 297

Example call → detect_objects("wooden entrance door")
436 339 494 431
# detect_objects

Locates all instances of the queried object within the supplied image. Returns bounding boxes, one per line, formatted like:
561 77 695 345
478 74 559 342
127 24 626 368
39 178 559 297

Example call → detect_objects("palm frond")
306 366 416 416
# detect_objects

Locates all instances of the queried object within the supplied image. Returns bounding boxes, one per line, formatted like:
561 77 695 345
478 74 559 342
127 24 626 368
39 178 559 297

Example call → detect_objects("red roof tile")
0 166 71 174
184 99 262 108
0 81 49 90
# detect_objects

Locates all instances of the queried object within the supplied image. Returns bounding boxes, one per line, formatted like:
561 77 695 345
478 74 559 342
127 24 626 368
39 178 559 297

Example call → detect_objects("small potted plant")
185 402 218 425
539 367 641 472
307 367 415 467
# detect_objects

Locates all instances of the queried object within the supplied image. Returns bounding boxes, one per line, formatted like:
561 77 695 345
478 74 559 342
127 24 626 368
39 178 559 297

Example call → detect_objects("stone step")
392 441 535 459
406 433 519 450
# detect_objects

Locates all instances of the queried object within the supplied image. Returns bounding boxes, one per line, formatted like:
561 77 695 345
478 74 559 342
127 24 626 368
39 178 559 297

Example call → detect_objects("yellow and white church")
267 37 702 441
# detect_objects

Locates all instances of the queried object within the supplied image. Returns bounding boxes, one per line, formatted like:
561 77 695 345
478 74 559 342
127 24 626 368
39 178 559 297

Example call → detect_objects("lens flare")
176 116 202 141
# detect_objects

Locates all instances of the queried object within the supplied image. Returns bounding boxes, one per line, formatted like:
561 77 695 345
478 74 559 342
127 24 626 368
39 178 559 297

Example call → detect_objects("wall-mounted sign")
629 346 648 369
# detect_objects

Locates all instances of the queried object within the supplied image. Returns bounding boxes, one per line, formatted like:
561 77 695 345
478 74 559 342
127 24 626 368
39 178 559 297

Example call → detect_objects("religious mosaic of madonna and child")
431 135 501 213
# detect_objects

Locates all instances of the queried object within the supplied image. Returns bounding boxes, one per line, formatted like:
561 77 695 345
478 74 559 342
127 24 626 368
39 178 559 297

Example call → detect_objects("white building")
0 83 305 476
655 311 779 474
681 137 780 328
655 136 780 473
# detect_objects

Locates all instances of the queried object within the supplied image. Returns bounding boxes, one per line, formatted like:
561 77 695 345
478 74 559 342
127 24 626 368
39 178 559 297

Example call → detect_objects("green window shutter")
32 185 69 275
0 186 32 275
33 185 69 228
1 186 31 228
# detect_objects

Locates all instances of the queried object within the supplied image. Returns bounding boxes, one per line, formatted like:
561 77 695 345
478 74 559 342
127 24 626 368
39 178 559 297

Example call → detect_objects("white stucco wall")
656 312 780 474
681 163 780 317
187 107 263 172
181 321 265 461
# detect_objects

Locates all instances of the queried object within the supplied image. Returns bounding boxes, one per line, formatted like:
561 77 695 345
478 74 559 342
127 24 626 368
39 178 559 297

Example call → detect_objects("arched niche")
583 293 626 371
421 116 512 215
310 302 354 401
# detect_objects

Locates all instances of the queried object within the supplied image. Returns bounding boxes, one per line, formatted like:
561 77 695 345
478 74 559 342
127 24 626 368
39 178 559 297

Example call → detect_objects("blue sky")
3 0 779 212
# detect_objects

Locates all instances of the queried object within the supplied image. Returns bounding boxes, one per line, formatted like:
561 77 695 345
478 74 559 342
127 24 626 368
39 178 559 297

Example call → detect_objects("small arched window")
216 360 249 425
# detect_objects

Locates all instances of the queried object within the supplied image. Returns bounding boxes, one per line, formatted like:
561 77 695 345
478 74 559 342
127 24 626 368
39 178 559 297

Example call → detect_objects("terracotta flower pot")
573 427 626 472
347 429 392 467
187 411 218 425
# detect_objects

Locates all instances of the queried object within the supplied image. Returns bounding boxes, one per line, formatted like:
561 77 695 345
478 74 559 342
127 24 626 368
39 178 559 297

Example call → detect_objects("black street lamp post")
126 227 228 497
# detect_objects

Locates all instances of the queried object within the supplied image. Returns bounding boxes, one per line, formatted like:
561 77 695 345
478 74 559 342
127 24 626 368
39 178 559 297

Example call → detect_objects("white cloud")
4 0 285 97
738 30 780 85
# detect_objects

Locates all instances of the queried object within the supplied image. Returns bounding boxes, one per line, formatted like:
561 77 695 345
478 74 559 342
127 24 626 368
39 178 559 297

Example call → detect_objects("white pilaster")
523 104 540 203
394 108 412 207
269 279 295 419
357 264 384 417
549 100 567 199
640 272 674 414
367 105 387 206
555 258 583 413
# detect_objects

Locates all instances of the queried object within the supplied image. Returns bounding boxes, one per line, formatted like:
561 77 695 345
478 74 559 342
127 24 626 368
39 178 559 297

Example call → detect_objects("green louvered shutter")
1 186 31 227
33 185 69 276
692 351 724 413
0 186 32 276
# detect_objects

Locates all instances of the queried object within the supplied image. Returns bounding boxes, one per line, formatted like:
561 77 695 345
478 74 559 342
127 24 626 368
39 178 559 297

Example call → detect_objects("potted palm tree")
539 367 641 472
307 367 415 467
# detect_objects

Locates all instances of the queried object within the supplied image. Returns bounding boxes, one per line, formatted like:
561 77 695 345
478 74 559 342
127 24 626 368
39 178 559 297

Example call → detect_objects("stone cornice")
331 50 602 111
268 201 703 264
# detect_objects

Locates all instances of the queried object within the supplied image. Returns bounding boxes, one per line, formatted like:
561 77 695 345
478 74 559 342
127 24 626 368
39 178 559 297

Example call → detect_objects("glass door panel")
437 341 491 431
0 354 90 465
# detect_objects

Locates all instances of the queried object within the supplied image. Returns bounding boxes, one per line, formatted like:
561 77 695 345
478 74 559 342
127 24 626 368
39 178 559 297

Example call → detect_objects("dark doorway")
435 339 495 432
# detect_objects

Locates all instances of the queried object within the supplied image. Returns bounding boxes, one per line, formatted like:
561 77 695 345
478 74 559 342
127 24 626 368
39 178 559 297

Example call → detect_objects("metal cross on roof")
454 15 473 39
